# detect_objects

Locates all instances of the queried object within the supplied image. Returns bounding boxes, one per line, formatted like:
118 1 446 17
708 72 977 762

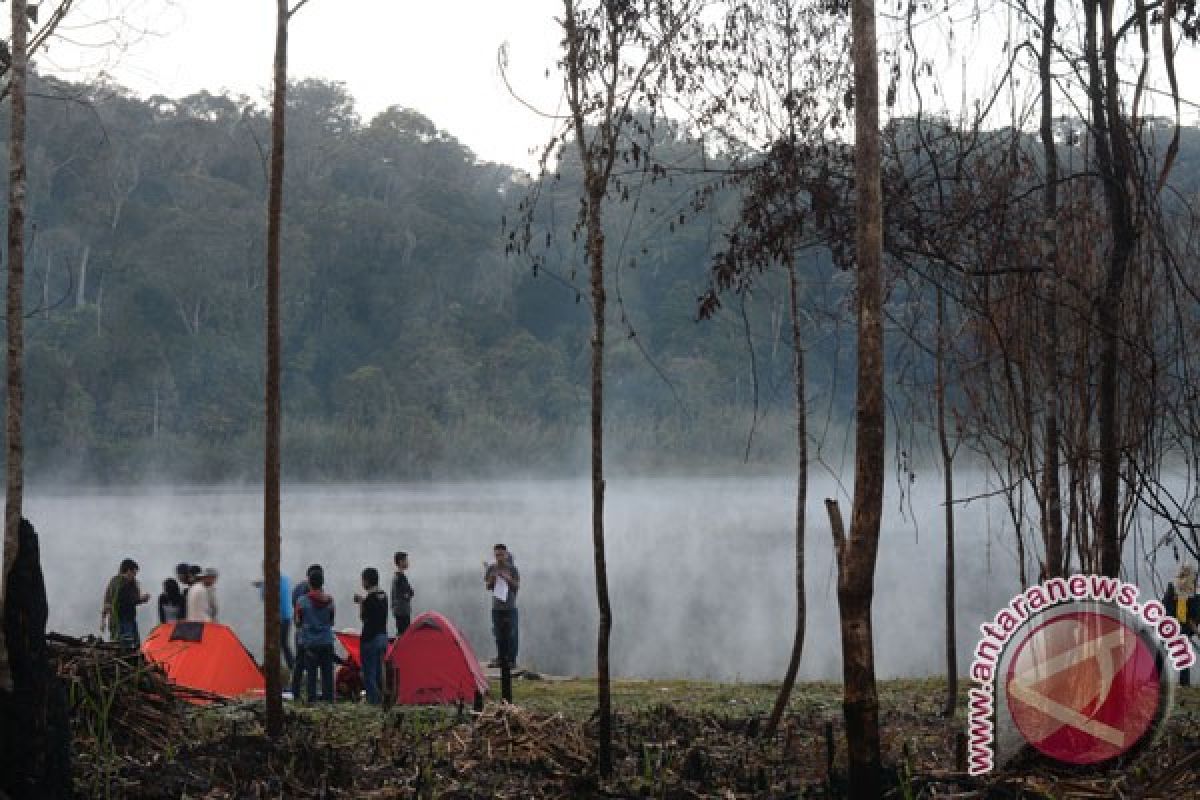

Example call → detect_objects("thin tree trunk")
262 0 288 737
587 187 613 776
764 257 806 737
1084 0 1136 579
839 0 885 790
0 0 29 693
935 287 957 717
1039 0 1064 581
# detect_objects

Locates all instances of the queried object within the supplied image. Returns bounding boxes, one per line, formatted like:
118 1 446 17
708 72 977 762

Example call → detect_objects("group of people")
101 560 219 648
101 543 523 705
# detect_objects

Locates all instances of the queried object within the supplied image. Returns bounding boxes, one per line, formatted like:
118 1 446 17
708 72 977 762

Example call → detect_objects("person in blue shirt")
255 572 295 671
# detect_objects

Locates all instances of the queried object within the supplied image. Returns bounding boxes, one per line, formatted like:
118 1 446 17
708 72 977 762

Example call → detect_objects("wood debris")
440 702 593 776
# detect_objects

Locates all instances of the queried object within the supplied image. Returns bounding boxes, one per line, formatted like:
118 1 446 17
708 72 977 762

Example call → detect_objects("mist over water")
26 474 1179 681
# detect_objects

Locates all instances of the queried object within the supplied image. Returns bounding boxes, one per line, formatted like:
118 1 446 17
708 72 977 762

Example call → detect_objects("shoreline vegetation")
59 634 1200 799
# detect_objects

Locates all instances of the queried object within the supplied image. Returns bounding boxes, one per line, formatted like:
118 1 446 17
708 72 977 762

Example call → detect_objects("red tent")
385 611 488 706
143 621 265 703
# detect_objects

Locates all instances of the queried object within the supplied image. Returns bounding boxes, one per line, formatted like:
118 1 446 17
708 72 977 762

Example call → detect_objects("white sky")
32 0 1200 171
39 0 568 169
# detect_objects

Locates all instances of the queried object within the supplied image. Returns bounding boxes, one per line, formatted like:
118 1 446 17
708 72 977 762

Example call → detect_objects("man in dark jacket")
390 551 414 636
112 559 149 648
356 567 390 704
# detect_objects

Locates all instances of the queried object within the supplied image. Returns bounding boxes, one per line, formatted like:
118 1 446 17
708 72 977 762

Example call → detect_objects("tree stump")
0 518 72 799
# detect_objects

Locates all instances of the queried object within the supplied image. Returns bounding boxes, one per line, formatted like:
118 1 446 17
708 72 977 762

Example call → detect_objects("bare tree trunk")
837 0 885 791
1083 0 1136 579
764 258 806 737
935 287 957 717
586 186 613 777
262 0 289 737
0 0 29 693
1039 0 1064 581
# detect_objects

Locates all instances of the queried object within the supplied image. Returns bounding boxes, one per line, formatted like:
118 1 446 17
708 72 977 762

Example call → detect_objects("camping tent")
385 611 488 706
142 620 265 702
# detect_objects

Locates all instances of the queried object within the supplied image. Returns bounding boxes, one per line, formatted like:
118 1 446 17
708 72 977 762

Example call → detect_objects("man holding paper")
484 543 520 668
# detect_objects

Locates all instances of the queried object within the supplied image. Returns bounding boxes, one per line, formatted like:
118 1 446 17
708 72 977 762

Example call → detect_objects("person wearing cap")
1163 564 1199 686
186 567 213 621
202 567 220 622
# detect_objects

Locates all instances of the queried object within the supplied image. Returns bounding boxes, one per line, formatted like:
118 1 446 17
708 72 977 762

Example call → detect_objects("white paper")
493 575 509 603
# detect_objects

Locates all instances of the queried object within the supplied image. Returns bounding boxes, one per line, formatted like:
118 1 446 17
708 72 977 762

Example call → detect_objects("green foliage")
6 74 827 481
12 74 1200 481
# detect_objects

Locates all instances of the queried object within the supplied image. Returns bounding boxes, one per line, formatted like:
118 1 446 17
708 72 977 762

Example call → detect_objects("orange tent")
143 621 265 703
385 611 488 706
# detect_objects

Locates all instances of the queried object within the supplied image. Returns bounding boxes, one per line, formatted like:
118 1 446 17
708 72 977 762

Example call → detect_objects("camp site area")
46 631 1200 799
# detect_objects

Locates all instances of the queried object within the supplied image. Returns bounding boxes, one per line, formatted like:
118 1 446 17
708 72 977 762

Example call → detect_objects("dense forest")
6 73 1200 481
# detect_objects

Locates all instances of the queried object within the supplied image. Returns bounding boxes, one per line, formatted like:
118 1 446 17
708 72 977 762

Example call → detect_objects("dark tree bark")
563 1 614 775
262 0 298 737
835 0 886 792
1038 0 1064 581
1082 0 1137 580
586 185 613 776
1 0 30 695
1 519 71 799
935 288 957 718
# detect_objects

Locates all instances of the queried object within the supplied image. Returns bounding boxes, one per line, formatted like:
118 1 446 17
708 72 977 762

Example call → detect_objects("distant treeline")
2 74 1198 481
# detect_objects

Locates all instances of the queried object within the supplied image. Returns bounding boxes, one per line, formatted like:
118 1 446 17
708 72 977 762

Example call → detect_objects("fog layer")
27 475 1173 681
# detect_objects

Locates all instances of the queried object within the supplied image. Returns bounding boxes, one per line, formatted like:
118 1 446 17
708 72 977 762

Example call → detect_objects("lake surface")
24 474 1178 681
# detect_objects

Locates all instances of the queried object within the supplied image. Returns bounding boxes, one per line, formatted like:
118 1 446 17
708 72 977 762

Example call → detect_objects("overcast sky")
41 0 567 169
35 0 1200 172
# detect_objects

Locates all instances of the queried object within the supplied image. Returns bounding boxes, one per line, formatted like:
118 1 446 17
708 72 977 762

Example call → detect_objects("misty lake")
27 474 1170 681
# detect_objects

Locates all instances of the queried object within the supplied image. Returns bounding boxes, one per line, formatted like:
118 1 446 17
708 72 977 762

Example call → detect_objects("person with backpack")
355 567 389 704
295 568 336 703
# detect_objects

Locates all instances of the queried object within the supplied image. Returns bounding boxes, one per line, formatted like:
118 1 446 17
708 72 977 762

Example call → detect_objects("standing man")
110 559 149 648
255 571 295 671
356 567 389 704
100 561 125 640
1164 564 1199 686
186 567 212 622
175 563 193 605
296 569 336 703
390 551 414 636
291 564 322 699
202 568 220 622
484 544 520 668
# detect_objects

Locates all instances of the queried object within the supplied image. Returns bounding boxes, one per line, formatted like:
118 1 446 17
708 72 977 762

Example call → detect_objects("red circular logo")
1005 610 1163 765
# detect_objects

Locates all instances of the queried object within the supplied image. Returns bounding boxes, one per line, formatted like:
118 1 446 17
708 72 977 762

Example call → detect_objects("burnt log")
0 518 71 799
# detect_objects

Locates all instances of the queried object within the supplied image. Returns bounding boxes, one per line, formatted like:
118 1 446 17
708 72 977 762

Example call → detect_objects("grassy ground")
76 676 1200 798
